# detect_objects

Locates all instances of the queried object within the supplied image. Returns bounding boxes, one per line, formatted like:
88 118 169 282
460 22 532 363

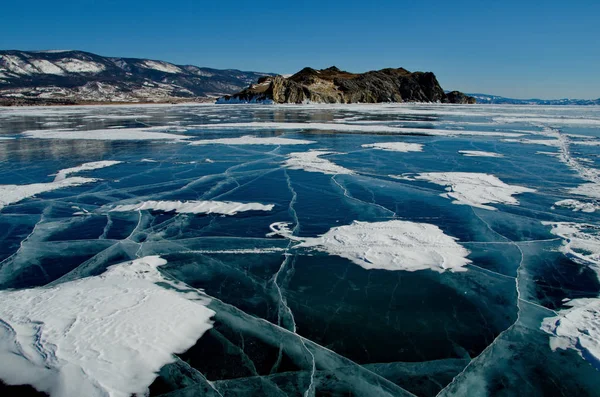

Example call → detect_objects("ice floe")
0 256 214 397
189 135 315 146
53 160 122 182
553 199 599 213
361 142 423 152
458 150 504 158
22 128 191 141
283 150 354 175
190 122 523 137
541 298 600 368
394 172 536 210
268 220 471 272
110 200 274 215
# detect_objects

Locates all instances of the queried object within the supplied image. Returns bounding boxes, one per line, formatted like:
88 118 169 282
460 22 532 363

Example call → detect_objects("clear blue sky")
1 1 599 99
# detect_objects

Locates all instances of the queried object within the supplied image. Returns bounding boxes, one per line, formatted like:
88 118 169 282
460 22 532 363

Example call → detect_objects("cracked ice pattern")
0 103 599 397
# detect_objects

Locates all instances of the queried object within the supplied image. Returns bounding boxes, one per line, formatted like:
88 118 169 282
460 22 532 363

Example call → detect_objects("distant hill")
0 50 273 105
465 93 600 106
219 66 476 104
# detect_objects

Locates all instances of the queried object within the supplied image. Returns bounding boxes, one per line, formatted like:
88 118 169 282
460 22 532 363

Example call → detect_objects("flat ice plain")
0 103 599 397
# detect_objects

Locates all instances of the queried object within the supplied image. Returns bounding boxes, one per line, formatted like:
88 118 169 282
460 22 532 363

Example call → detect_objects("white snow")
503 138 562 147
395 172 536 210
269 220 471 273
542 222 600 278
22 128 191 141
361 142 423 152
141 60 183 74
0 177 98 211
0 256 214 397
569 183 600 199
53 59 106 73
110 200 274 215
189 135 315 146
458 150 504 158
283 150 354 175
494 117 600 126
541 298 600 366
53 161 122 182
190 122 523 137
29 60 65 75
553 199 599 213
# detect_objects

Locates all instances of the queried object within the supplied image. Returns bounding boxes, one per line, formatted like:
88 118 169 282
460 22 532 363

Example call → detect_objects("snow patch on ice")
189 135 315 146
53 161 122 182
553 199 600 213
190 122 523 137
110 200 274 215
0 177 98 211
22 128 191 141
458 150 504 158
361 142 423 152
394 172 535 211
283 150 354 175
0 256 214 397
268 220 471 272
541 298 600 368
542 222 600 279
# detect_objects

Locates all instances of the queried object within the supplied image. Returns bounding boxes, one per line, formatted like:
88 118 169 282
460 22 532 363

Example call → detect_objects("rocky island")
219 66 476 104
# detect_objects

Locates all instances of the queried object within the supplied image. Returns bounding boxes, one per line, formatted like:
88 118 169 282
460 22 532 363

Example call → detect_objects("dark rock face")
0 50 273 104
220 66 475 104
446 91 477 104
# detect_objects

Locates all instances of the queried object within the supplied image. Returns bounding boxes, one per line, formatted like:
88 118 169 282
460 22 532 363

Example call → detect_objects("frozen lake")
0 103 599 397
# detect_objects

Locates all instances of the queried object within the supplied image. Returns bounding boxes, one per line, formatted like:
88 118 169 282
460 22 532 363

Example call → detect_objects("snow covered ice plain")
0 103 599 397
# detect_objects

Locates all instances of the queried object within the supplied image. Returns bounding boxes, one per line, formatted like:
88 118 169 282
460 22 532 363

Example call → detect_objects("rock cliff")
219 66 475 104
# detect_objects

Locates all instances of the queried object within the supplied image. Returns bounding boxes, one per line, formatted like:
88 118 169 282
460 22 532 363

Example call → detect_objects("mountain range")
0 50 272 105
1 50 598 106
464 93 600 106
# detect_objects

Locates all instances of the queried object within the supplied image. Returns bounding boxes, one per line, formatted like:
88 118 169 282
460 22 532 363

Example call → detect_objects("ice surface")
269 220 471 272
541 298 600 367
53 160 122 182
361 142 423 152
395 172 536 210
1 103 599 395
458 150 504 158
0 256 214 397
189 135 315 146
110 200 274 215
22 128 191 141
283 150 354 175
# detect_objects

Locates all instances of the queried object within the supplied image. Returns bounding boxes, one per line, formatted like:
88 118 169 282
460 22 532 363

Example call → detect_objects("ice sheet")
0 256 214 397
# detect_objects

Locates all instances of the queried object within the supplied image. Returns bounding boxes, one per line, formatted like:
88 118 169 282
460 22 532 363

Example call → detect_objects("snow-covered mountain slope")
464 93 600 106
0 50 273 104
